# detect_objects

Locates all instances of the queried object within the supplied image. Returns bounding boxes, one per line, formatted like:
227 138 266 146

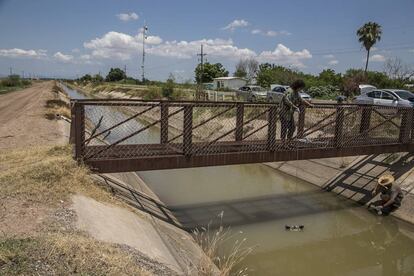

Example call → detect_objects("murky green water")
66 85 414 276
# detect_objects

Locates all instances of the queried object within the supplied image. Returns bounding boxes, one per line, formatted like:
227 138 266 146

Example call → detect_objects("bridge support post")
297 105 306 138
334 106 344 147
399 109 413 144
235 103 244 141
74 103 85 162
360 107 371 134
160 103 169 144
267 105 278 151
69 102 76 144
183 105 193 156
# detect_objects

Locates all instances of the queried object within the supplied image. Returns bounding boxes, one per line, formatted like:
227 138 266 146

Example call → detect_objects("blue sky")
0 0 413 81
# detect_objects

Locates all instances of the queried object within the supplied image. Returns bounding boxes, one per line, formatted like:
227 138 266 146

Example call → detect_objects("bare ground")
0 81 65 150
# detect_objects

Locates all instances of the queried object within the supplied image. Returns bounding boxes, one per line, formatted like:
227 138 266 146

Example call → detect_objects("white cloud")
147 38 256 60
323 54 335 59
0 48 47 58
369 54 386 62
251 29 290 37
72 48 80 53
53 52 74 62
371 47 378 52
258 44 312 68
328 60 339 65
222 19 249 31
84 31 162 60
117 12 139 22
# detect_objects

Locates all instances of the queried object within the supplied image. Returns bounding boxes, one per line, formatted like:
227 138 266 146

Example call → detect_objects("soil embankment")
1 82 217 275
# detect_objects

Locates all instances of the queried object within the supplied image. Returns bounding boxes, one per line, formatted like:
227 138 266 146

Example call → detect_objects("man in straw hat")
369 174 404 215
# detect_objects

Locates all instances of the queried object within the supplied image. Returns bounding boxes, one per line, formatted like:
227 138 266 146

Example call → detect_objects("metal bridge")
70 99 414 173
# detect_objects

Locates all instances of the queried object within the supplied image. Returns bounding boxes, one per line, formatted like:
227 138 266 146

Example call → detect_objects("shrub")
307 85 339 100
2 75 21 87
161 81 174 99
143 86 162 100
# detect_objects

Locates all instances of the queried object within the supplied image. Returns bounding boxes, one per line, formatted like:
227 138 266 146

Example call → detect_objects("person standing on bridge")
369 174 404 215
279 80 312 142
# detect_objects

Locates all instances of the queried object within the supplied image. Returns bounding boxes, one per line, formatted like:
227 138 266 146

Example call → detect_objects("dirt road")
0 81 66 150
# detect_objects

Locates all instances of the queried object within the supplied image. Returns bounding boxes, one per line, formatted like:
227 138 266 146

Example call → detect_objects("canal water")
64 85 414 276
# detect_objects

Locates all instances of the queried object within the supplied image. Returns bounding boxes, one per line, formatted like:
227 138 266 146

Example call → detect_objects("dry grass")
0 145 173 275
0 145 113 206
0 233 151 275
193 219 253 276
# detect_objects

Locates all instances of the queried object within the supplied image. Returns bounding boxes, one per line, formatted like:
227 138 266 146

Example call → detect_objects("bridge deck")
70 99 414 173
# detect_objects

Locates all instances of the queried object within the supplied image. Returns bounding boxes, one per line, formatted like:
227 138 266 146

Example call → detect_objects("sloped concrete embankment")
265 153 414 224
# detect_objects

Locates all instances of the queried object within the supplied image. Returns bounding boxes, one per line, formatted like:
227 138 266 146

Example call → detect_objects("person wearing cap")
279 79 313 142
369 174 404 215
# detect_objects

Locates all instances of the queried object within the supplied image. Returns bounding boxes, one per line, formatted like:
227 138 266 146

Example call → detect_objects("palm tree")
357 22 382 72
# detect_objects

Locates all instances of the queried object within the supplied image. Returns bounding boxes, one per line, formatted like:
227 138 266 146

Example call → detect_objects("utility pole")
124 65 127 83
9 67 12 76
141 22 148 83
196 44 207 100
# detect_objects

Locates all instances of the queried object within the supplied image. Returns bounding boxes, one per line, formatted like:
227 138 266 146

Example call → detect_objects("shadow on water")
324 152 414 204
170 189 356 230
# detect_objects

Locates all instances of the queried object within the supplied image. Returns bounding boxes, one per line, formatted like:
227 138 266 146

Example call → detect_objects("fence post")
334 105 344 147
267 105 278 151
74 102 85 162
297 105 306 138
160 103 169 144
399 108 413 144
183 105 193 156
360 106 371 134
69 102 76 144
235 103 244 141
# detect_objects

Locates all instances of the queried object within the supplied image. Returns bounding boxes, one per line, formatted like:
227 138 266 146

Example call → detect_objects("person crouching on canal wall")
369 174 404 216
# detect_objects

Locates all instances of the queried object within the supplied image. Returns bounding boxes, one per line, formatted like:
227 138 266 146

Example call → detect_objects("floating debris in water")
285 225 304 231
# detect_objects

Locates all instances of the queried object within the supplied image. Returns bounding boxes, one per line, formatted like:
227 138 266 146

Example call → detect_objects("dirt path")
0 81 66 150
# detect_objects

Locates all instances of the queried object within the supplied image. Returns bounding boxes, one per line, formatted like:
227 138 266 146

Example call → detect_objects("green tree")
357 22 382 72
80 74 92 82
105 68 126 82
318 69 342 86
92 74 104 83
195 62 229 83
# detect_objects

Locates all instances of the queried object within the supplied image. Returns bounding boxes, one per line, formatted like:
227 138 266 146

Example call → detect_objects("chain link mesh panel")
72 100 413 163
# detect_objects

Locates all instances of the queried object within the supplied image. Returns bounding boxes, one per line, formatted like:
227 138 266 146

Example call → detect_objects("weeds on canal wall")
193 217 253 276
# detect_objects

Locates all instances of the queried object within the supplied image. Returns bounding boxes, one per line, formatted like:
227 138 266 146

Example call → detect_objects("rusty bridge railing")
70 99 414 173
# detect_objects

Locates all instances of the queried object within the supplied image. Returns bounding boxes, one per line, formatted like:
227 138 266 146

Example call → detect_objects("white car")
353 89 414 107
267 85 312 103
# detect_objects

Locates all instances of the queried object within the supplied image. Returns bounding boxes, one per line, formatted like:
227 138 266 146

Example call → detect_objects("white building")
213 77 247 90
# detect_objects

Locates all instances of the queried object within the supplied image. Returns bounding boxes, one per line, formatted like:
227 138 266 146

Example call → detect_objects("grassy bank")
0 145 172 275
0 75 32 95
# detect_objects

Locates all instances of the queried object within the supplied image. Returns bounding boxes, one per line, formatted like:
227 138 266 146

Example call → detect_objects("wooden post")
74 103 85 162
160 103 169 144
69 102 76 144
235 103 244 141
334 106 344 147
360 107 372 134
399 108 413 144
297 105 306 138
267 105 278 151
183 105 193 156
